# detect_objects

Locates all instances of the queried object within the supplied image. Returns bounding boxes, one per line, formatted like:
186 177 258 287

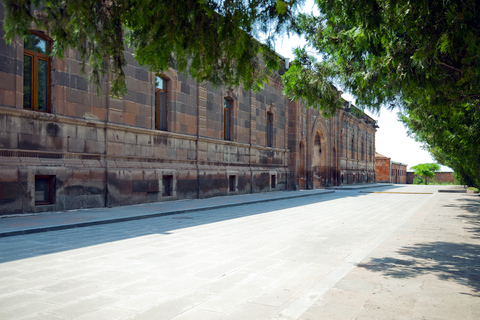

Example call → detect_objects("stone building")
375 153 407 183
290 102 377 189
0 3 377 215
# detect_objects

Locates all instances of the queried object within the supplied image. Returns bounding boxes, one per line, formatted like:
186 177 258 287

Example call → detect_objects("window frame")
23 31 51 112
155 76 168 131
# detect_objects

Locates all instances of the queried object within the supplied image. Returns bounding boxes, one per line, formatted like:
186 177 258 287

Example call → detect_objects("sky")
271 0 452 172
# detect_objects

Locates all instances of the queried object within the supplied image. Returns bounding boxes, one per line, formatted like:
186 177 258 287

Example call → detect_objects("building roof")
375 152 388 158
392 161 408 167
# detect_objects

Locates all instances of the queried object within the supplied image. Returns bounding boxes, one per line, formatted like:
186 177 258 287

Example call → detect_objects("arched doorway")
312 130 327 188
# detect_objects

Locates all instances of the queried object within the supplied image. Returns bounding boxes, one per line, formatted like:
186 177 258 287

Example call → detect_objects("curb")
327 184 394 190
360 191 434 194
0 190 335 238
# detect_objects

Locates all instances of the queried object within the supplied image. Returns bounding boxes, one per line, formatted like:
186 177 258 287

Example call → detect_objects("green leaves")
411 163 440 176
401 101 480 188
3 0 301 96
283 0 480 187
276 0 288 15
410 163 440 185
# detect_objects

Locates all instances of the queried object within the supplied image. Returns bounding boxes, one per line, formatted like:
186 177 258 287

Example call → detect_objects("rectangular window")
229 175 236 192
271 175 276 189
351 138 355 159
224 98 231 140
24 33 50 112
267 112 273 147
35 175 54 205
163 175 173 196
155 76 168 130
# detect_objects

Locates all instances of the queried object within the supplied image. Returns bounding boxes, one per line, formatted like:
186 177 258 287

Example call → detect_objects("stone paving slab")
296 190 480 320
1 184 478 320
0 184 393 238
0 189 334 237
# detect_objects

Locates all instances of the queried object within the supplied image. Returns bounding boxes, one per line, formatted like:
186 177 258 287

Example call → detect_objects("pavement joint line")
273 192 437 320
0 190 335 238
360 191 434 194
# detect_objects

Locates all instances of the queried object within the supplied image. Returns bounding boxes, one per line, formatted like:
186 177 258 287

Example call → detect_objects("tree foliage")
3 0 302 96
283 0 480 187
410 163 440 185
400 106 480 188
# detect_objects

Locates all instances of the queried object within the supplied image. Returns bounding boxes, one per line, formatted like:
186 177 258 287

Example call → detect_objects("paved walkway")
0 184 478 320
0 184 387 237
296 187 480 320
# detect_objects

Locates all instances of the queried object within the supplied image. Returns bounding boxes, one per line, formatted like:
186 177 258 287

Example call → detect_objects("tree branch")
435 60 463 73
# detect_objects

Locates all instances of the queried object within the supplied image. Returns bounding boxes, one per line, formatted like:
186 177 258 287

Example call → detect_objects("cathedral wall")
0 2 289 215
0 2 375 215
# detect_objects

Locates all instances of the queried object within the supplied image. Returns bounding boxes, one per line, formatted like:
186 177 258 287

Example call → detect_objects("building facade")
289 102 377 190
375 153 407 183
0 4 377 215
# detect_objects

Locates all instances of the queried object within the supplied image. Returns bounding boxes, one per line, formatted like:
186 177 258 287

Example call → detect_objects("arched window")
224 98 232 140
155 76 168 130
24 32 51 112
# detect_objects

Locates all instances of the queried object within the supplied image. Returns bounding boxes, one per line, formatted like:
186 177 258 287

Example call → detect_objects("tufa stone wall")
0 2 375 215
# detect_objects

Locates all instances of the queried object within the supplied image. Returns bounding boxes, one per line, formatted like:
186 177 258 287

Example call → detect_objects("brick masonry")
375 153 407 183
0 2 377 214
406 171 455 184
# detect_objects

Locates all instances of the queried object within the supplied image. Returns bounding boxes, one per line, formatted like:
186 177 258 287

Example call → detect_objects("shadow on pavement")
358 241 480 295
0 185 432 264
1 190 373 263
454 197 480 239
358 195 480 296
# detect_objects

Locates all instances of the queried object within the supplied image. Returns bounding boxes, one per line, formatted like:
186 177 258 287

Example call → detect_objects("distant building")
375 153 407 183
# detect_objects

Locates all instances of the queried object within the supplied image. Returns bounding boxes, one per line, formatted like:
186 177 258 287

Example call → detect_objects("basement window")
229 175 236 192
163 175 173 196
35 175 54 205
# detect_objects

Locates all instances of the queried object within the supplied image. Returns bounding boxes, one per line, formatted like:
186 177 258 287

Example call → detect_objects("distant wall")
375 158 391 182
407 172 455 184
